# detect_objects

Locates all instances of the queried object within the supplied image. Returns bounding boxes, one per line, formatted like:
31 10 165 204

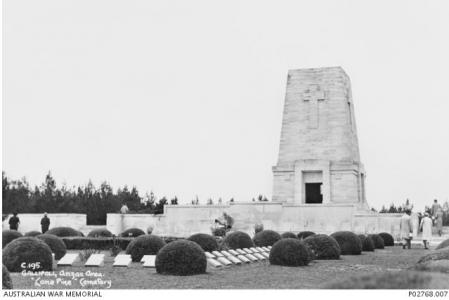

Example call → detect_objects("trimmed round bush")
368 234 385 249
415 260 449 274
87 228 113 238
303 234 341 259
36 234 67 260
3 237 53 272
187 233 218 252
358 234 375 252
25 231 43 237
330 231 362 255
269 238 312 267
436 238 449 250
326 271 449 289
120 228 145 238
125 234 166 262
2 264 13 289
417 247 449 264
297 231 315 240
2 230 23 248
281 232 298 239
46 227 83 237
220 231 254 250
379 232 394 246
156 240 207 276
253 230 282 247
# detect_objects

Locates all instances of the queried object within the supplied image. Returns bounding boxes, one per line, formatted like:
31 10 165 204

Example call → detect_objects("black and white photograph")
2 0 449 296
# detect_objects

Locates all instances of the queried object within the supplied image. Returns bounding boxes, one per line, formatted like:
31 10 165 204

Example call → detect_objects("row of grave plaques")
53 246 272 269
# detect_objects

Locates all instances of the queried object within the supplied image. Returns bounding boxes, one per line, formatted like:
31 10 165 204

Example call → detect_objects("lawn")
9 246 433 289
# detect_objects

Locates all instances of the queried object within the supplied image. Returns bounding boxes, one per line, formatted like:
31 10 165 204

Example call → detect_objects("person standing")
8 213 20 231
420 212 433 249
431 199 442 217
400 210 413 249
435 208 444 237
120 203 129 214
40 213 50 233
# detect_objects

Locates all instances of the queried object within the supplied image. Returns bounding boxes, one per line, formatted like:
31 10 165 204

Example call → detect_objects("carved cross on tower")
302 84 326 129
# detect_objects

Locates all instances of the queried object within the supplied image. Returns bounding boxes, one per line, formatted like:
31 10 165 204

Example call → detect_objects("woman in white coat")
420 212 433 249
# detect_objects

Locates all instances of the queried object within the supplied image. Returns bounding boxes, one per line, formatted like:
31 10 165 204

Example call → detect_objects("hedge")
417 247 449 264
378 232 394 246
2 264 13 289
36 234 67 260
326 271 449 289
435 238 449 250
253 230 282 247
303 234 341 259
126 235 166 262
156 240 207 276
368 234 385 249
187 233 218 252
358 234 375 252
3 237 53 272
46 227 83 237
269 238 311 267
24 231 43 237
330 231 362 255
220 231 255 250
297 231 315 240
414 260 449 274
119 228 146 238
2 230 23 248
280 232 298 239
87 228 113 238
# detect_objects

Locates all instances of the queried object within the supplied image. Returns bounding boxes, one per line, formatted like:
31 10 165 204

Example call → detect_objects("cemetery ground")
11 246 429 289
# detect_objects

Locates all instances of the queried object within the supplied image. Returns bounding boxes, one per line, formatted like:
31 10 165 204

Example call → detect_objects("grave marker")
217 257 233 266
245 254 259 261
226 255 242 264
237 255 251 263
205 252 216 259
57 253 80 266
212 251 224 257
253 253 266 260
243 248 253 254
236 249 247 255
207 258 223 268
84 254 105 267
228 249 239 256
142 255 156 268
113 254 132 267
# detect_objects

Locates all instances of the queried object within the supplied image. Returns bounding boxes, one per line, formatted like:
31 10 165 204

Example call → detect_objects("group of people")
400 199 445 250
8 212 51 233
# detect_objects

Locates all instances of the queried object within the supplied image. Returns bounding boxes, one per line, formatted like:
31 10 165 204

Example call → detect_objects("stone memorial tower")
272 67 368 209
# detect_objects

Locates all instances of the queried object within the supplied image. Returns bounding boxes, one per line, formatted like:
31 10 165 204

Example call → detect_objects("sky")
2 0 449 212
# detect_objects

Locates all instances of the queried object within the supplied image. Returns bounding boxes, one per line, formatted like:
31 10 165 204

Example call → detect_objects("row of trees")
2 172 169 225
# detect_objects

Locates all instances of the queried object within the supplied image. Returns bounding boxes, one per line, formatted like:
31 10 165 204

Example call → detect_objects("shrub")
358 234 375 252
119 228 145 238
297 231 315 240
2 264 13 289
2 230 23 248
46 227 83 237
211 227 226 237
156 240 207 276
253 230 282 247
24 231 42 237
417 247 449 264
126 234 166 262
330 231 362 255
326 271 449 289
2 237 53 272
435 238 449 250
220 231 254 250
87 228 113 238
368 234 385 249
280 232 297 239
36 234 67 260
303 234 341 259
62 237 133 250
269 238 311 267
187 233 218 252
378 232 394 246
414 260 449 274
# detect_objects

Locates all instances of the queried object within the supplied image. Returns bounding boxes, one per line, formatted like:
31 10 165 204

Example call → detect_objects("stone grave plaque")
228 249 239 256
220 250 232 257
236 249 247 255
205 252 215 259
57 253 80 266
245 254 258 261
262 247 270 251
113 254 132 267
256 247 264 252
237 255 250 263
260 252 270 258
226 255 242 264
217 257 232 266
84 254 105 267
207 258 223 268
142 255 156 268
250 247 259 253
212 251 224 257
243 248 254 254
253 253 265 260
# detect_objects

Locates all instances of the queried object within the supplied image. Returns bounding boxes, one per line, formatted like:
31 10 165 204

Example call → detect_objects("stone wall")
2 213 87 234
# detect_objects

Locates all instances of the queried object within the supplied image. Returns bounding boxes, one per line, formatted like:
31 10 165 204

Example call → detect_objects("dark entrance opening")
305 183 323 204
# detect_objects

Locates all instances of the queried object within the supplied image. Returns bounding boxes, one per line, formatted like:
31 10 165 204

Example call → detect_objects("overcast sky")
3 0 449 212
